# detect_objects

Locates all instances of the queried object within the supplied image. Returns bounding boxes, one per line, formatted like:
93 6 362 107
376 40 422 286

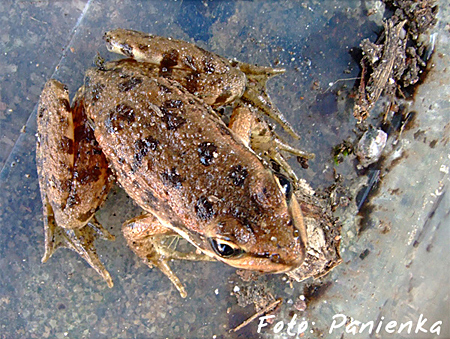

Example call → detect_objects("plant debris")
354 0 438 121
287 181 342 282
231 299 282 333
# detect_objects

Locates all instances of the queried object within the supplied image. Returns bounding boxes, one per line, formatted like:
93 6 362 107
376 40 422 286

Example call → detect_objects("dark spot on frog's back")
203 59 215 74
106 103 135 132
163 99 183 109
229 165 248 187
184 72 201 94
160 100 186 131
66 192 81 208
195 197 215 220
161 167 184 189
198 142 217 166
138 43 149 51
52 175 71 193
118 77 143 92
134 136 159 164
231 206 252 226
132 180 141 189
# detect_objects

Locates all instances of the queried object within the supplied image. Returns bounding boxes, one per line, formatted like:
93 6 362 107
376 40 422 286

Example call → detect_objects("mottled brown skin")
104 29 246 108
37 81 112 228
86 58 305 264
37 80 114 287
37 29 309 297
104 29 303 138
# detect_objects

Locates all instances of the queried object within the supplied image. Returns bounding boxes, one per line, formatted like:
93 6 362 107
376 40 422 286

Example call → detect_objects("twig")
231 298 282 333
29 16 48 24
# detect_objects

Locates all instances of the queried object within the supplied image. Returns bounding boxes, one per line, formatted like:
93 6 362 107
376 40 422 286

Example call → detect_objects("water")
0 1 448 338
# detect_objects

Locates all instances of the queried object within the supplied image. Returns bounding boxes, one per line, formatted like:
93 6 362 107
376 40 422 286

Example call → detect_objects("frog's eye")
209 238 243 258
274 173 293 202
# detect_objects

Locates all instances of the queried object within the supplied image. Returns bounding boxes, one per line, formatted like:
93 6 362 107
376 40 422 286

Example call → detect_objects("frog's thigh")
122 214 213 298
37 80 114 287
37 82 112 229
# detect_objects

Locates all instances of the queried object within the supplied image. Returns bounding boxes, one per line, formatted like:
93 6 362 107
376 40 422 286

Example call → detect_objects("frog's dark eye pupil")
275 173 292 201
209 239 241 258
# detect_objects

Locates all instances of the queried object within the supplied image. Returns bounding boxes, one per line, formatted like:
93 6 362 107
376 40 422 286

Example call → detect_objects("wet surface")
0 1 448 338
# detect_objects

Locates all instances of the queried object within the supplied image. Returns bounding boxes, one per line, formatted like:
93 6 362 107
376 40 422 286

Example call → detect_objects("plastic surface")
0 1 448 338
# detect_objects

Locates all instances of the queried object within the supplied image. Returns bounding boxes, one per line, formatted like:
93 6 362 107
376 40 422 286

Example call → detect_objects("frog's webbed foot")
122 214 214 298
41 199 115 288
229 104 314 183
233 61 300 139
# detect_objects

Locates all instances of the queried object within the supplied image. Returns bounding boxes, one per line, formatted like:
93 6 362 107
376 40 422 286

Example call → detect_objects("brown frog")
36 29 314 297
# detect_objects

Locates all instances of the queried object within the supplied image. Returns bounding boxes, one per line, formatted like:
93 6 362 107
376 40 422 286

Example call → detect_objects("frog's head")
200 170 307 273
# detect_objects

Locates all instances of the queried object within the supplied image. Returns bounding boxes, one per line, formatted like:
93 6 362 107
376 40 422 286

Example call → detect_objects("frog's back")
85 60 258 222
85 60 304 270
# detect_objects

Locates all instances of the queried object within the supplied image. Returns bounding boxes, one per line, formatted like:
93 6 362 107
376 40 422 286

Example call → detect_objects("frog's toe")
42 212 115 288
254 133 315 183
233 61 300 139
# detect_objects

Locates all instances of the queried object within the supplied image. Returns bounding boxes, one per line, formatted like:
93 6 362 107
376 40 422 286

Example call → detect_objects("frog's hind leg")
37 79 114 287
234 61 300 139
229 104 314 183
41 197 115 287
122 214 214 298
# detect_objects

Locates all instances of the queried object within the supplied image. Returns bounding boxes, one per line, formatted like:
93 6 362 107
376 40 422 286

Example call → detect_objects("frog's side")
37 29 311 297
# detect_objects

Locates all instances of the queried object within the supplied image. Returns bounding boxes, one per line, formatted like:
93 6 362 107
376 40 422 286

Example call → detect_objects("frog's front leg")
229 104 314 183
37 80 114 287
122 214 214 298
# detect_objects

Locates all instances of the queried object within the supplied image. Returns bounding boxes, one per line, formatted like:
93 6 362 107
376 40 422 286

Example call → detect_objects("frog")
36 29 314 298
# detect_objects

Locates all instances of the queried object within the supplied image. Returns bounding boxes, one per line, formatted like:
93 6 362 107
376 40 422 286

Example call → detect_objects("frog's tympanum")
36 29 315 297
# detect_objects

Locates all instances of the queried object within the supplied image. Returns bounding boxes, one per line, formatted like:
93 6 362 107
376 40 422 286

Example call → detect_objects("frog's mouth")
203 236 305 273
209 241 305 273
